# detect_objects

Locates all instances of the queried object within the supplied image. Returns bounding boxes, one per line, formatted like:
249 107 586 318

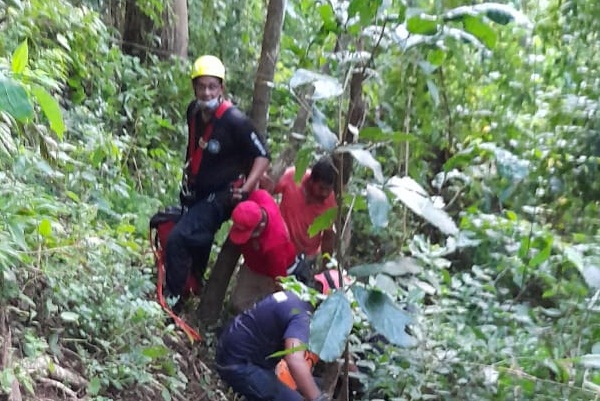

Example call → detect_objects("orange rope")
149 229 202 342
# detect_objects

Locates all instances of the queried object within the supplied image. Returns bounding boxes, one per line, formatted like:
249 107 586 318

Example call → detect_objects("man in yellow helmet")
165 55 270 299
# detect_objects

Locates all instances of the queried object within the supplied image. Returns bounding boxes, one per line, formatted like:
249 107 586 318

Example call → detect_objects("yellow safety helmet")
191 55 225 80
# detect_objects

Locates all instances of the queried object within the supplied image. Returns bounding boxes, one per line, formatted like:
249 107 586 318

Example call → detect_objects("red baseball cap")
229 200 263 244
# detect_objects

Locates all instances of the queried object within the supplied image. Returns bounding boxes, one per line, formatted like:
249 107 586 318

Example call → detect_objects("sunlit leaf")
12 40 29 74
31 86 65 138
308 207 337 238
337 145 384 183
366 184 389 228
310 291 353 362
318 3 337 32
0 74 33 122
387 176 459 236
290 69 343 100
142 345 169 359
353 285 416 347
38 219 52 238
311 108 338 151
349 256 422 277
580 354 600 369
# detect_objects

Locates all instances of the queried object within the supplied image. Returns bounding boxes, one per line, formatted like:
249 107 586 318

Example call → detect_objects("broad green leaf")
312 108 338 151
406 15 439 35
60 311 79 322
337 145 384 183
0 74 33 122
375 273 399 296
309 291 353 362
528 237 553 268
443 3 532 28
31 86 65 138
87 377 101 396
366 184 389 228
387 176 459 236
359 127 413 143
161 388 172 401
308 207 337 238
348 0 382 24
353 286 415 347
318 3 337 32
290 69 343 100
349 256 422 277
294 147 312 183
38 219 52 238
12 40 28 74
463 15 497 49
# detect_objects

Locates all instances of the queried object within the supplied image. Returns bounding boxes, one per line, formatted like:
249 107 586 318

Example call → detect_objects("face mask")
197 97 220 111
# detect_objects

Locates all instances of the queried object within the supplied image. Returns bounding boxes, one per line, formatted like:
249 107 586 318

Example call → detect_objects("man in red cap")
228 189 297 312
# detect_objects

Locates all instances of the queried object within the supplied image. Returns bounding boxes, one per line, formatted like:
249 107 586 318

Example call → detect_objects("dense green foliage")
1 0 599 400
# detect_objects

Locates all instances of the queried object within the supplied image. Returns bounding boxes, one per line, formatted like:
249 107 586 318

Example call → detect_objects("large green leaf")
289 69 343 100
0 74 33 122
462 15 497 49
353 286 416 347
348 0 382 25
31 86 65 139
349 256 422 278
12 40 29 74
406 15 439 35
387 176 459 236
444 3 532 28
309 291 353 362
337 144 384 183
311 108 338 151
307 207 337 238
366 184 389 228
318 3 338 32
294 147 313 183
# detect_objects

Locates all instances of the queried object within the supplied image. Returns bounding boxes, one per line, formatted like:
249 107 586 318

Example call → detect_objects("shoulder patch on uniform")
273 291 289 303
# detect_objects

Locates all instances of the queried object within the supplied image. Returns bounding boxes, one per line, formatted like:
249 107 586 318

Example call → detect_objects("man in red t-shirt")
274 156 337 261
228 189 297 312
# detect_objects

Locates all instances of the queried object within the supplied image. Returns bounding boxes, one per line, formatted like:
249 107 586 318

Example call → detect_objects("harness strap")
187 100 233 179
149 228 202 342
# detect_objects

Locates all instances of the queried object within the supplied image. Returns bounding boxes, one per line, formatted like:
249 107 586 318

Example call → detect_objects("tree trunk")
121 0 154 60
197 0 286 325
122 0 188 60
250 0 286 133
161 0 188 58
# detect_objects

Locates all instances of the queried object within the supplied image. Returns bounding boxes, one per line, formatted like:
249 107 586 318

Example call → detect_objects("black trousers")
165 196 232 296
